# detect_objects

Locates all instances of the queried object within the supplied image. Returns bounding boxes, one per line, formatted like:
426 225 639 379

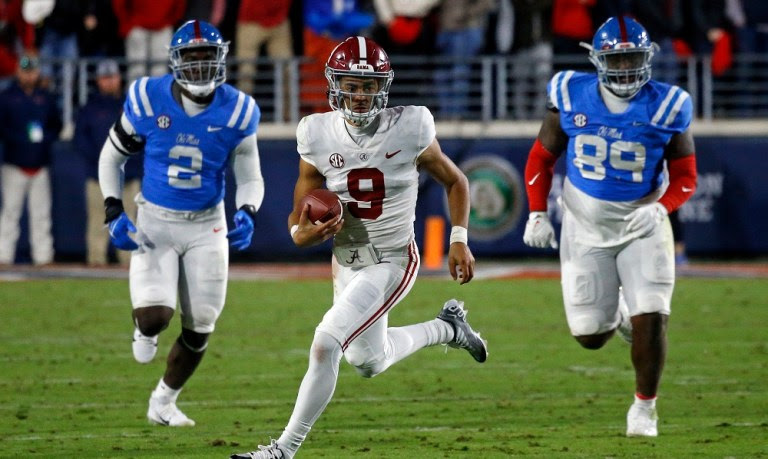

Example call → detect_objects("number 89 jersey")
548 71 692 201
297 106 436 251
125 74 259 211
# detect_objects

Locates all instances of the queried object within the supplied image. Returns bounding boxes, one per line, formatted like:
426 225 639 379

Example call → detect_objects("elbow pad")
110 119 145 155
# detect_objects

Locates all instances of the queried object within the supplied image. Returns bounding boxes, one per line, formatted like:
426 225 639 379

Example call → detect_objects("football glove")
523 211 558 249
624 202 668 239
227 208 255 251
108 212 139 251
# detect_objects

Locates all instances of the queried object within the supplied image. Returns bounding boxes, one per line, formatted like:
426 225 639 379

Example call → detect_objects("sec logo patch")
573 113 587 127
329 153 345 168
156 115 171 129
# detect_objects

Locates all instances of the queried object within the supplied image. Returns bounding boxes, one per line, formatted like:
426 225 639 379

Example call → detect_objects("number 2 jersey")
548 71 693 246
124 74 259 211
297 106 436 252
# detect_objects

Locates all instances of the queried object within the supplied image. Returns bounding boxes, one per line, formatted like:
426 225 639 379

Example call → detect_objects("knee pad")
343 336 386 378
351 359 387 378
179 328 209 353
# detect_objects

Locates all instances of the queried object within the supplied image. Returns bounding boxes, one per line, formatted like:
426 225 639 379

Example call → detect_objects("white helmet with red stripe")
325 36 394 127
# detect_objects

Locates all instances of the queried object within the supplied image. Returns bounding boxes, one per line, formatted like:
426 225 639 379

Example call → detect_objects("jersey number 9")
347 168 385 220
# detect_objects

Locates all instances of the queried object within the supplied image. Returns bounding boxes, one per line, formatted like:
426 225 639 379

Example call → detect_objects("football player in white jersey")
522 16 698 437
231 36 487 459
98 20 264 426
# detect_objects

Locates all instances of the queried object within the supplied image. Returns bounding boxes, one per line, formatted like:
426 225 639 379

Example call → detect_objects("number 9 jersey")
297 106 436 252
125 74 259 211
548 70 692 202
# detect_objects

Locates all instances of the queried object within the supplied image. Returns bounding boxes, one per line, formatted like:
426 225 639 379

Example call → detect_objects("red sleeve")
658 155 697 213
525 139 558 212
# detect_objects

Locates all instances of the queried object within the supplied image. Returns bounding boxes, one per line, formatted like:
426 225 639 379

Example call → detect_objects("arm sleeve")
231 133 265 212
658 155 697 213
99 114 138 199
98 136 130 199
524 139 558 212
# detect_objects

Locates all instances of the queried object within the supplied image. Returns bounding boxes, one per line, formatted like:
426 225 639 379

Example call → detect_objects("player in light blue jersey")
522 16 698 437
98 20 264 426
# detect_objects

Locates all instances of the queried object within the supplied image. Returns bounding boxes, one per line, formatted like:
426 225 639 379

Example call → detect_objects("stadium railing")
35 53 768 133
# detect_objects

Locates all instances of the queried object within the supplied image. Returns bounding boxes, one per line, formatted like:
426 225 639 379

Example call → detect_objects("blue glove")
108 212 139 251
227 209 254 251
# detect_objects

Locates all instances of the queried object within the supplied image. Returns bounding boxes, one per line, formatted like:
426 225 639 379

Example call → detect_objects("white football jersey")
297 106 436 251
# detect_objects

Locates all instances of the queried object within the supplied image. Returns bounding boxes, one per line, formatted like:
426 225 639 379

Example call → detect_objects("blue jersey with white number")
124 75 260 211
548 71 692 201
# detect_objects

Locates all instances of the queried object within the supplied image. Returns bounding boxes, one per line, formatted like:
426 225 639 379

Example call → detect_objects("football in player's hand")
299 189 343 224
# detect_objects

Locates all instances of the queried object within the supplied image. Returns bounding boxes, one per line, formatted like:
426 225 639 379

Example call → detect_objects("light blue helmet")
169 20 229 97
583 16 658 98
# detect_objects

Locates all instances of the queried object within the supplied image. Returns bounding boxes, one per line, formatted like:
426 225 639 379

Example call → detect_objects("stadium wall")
4 121 767 262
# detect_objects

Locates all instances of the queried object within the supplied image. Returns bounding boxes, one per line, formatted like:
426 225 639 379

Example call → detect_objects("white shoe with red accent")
626 400 658 437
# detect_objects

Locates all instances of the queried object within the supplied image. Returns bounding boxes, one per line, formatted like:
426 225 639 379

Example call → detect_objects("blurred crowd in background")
0 0 765 110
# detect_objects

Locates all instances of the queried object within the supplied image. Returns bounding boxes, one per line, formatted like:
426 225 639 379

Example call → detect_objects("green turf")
0 277 766 458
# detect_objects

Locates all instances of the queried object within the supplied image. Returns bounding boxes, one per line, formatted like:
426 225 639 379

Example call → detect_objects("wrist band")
449 226 468 245
290 225 299 238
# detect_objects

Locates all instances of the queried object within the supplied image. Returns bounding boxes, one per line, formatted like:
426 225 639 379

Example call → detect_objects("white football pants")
129 194 229 334
277 241 453 455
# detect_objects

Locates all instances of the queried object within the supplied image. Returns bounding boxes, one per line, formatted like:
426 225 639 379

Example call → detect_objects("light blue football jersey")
124 75 260 211
548 71 692 201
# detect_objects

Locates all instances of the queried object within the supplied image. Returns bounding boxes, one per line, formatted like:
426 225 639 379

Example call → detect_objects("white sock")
152 378 181 402
278 332 342 457
385 319 454 363
634 394 656 409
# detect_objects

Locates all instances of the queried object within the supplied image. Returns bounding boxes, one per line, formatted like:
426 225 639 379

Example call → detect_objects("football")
299 189 343 224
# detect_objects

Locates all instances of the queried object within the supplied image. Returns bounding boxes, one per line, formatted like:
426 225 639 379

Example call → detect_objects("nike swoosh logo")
156 415 170 426
213 227 224 233
528 173 541 186
207 126 222 132
682 186 693 193
385 149 402 159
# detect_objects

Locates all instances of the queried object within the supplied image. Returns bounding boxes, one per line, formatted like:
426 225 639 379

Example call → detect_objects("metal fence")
44 53 768 130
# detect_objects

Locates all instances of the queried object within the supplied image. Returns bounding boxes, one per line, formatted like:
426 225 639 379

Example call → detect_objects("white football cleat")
147 395 195 427
616 289 633 344
230 439 289 458
132 328 158 363
626 401 658 437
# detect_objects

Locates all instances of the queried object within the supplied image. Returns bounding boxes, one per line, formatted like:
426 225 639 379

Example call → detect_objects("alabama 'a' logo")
157 115 171 129
329 153 345 168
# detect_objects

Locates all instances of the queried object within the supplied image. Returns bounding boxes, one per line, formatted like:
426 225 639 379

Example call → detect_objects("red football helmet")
325 36 394 126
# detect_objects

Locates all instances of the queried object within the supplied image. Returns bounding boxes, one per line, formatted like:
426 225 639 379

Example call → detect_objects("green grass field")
1 277 766 458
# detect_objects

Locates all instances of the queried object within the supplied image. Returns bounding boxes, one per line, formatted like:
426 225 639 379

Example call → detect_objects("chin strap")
181 81 216 98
